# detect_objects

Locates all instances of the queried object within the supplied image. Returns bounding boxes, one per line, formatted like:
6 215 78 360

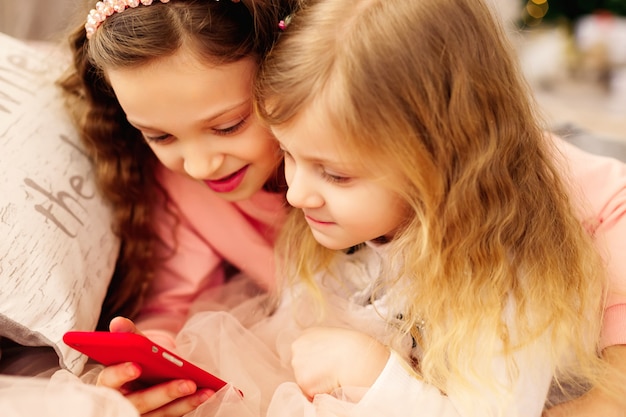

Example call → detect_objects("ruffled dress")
170 243 554 417
1 243 555 417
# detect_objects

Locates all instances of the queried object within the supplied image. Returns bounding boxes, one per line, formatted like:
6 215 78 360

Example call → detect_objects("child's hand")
97 361 212 416
108 315 141 334
290 326 390 399
96 317 213 417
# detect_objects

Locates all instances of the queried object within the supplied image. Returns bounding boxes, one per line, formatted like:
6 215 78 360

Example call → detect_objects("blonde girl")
252 0 619 415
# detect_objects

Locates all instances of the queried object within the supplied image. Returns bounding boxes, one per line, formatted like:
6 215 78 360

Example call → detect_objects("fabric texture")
551 135 626 348
0 32 119 374
0 372 138 417
166 244 554 417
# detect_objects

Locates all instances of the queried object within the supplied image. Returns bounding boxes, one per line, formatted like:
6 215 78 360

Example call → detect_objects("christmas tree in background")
521 0 626 27
542 0 626 21
519 0 626 93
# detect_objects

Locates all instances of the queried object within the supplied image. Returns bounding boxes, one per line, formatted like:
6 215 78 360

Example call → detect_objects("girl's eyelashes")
213 114 250 136
277 142 352 183
143 133 173 144
139 113 251 144
322 171 351 184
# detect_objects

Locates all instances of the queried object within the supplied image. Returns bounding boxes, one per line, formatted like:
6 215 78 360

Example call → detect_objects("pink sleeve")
136 210 225 351
135 167 283 350
552 135 626 349
135 177 226 350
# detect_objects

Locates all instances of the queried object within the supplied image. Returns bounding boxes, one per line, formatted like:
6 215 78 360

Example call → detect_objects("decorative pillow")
0 32 119 374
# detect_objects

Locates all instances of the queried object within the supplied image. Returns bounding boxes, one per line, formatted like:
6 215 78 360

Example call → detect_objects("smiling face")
272 103 408 250
107 49 280 201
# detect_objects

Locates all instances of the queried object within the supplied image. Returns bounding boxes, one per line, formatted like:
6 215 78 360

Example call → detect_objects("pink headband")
85 0 171 39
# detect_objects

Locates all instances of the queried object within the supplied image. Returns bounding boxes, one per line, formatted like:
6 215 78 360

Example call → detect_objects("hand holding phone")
63 331 237 394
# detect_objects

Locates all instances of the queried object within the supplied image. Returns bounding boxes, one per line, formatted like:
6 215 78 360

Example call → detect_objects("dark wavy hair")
59 0 298 328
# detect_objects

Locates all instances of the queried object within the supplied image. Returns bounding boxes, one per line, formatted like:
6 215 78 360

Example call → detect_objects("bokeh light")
523 0 550 26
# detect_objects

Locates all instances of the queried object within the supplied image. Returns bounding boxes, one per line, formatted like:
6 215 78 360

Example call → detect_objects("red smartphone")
63 331 236 394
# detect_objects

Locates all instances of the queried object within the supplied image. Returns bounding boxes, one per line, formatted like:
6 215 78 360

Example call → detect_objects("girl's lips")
304 214 334 225
203 165 249 193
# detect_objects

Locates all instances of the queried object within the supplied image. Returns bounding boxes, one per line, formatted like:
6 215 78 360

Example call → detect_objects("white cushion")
0 32 119 374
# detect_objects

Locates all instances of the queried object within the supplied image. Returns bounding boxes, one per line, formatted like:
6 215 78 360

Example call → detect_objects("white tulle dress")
1 243 556 417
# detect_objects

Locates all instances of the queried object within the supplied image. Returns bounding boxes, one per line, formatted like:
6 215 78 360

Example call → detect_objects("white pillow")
0 32 119 374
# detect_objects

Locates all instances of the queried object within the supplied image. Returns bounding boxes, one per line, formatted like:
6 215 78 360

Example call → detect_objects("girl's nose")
285 168 324 209
183 152 225 180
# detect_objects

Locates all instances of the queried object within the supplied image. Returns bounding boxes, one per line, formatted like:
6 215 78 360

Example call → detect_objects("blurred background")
504 0 626 144
0 1 89 42
1 0 624 144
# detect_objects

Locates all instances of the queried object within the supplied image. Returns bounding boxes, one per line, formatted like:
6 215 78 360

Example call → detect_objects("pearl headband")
85 0 171 39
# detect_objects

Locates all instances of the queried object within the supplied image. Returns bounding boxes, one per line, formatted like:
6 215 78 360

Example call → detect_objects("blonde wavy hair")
257 0 610 404
59 0 297 327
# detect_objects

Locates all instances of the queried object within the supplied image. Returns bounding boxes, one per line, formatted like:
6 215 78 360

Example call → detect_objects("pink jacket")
553 136 626 349
136 165 287 349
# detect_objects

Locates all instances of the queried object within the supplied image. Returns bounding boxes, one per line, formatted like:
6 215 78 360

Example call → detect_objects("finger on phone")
109 316 141 334
143 389 214 417
128 380 212 416
97 362 141 391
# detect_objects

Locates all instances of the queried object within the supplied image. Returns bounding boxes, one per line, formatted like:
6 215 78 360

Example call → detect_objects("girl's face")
272 104 408 250
107 50 279 202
